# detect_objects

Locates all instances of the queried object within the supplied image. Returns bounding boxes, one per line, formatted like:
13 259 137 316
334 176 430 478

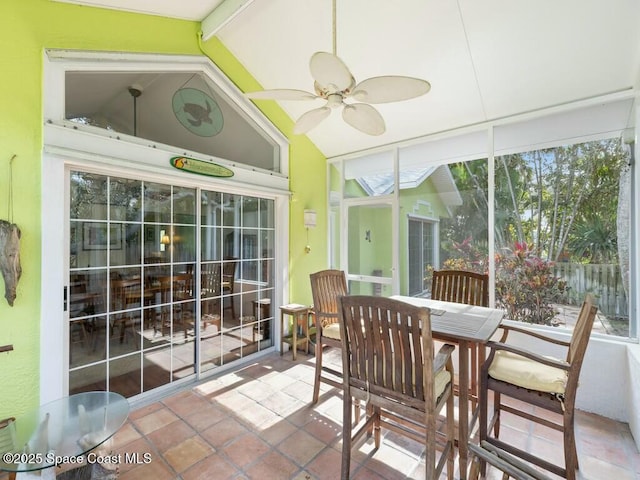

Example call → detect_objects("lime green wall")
0 0 327 418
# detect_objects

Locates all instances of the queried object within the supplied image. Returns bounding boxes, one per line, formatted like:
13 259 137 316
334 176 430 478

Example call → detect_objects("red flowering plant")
427 238 567 325
495 242 568 325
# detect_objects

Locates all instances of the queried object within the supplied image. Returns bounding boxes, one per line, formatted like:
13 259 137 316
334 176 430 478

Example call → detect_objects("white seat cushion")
488 350 568 394
323 322 341 340
434 369 452 400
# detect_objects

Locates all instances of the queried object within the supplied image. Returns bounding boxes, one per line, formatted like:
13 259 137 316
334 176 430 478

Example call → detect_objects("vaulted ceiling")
53 0 640 158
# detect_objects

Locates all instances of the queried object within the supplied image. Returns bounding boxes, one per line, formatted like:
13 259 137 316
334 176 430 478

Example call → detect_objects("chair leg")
564 409 578 480
312 341 324 403
373 405 381 448
447 386 455 480
493 391 501 437
478 374 489 478
341 390 353 479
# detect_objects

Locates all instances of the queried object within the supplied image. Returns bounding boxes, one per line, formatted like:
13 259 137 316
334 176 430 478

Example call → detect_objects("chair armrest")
433 343 455 374
498 324 570 347
486 341 570 371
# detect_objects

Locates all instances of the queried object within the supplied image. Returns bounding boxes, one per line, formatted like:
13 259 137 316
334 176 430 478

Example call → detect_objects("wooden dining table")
391 295 504 480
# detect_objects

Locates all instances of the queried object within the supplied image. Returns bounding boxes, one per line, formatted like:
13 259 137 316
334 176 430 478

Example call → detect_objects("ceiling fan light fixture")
243 1 431 136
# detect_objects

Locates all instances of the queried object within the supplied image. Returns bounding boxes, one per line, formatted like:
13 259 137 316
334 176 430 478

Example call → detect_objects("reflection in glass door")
68 171 275 398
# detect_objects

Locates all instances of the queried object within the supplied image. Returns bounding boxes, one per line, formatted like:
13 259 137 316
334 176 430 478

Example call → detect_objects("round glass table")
0 391 129 475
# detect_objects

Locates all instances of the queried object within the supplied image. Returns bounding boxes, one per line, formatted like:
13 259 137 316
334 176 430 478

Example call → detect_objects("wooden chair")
201 262 222 332
0 417 16 480
309 269 348 404
431 269 489 406
468 441 553 480
222 257 238 319
479 295 598 480
110 278 142 345
338 295 456 480
172 272 194 338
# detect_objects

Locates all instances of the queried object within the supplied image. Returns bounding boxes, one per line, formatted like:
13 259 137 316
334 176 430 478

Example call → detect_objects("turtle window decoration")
172 88 224 137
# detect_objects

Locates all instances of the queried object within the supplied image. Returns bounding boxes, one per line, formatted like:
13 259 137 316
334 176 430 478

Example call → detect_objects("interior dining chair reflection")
338 295 456 480
110 278 142 345
431 269 489 407
201 262 222 333
222 257 238 319
154 273 193 338
479 294 598 480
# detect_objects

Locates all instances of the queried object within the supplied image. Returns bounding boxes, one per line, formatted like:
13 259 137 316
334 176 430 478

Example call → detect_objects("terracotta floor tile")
132 406 180 435
243 449 299 480
260 390 303 417
111 422 142 449
183 402 228 431
222 432 271 468
128 401 163 420
113 436 157 474
163 435 214 473
200 417 250 449
146 418 196 452
117 456 176 480
236 401 284 430
181 452 240 480
305 446 353 480
277 429 326 466
252 418 298 446
163 390 212 418
302 411 342 446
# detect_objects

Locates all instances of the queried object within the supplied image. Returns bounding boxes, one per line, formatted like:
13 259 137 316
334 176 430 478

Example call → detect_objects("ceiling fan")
245 0 431 136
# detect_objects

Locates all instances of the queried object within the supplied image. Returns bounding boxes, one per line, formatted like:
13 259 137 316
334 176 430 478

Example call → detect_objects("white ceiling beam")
201 0 256 41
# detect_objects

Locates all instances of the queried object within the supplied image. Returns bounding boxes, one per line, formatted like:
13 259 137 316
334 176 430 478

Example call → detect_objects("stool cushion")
323 323 341 340
488 350 567 394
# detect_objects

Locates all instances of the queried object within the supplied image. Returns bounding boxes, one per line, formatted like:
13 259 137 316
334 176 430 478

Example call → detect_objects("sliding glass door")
68 170 275 398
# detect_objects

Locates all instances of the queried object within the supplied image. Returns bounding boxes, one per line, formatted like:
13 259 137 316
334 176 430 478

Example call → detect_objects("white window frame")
40 50 291 405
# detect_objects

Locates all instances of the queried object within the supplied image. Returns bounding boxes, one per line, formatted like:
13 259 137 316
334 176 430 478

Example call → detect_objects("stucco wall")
0 0 327 418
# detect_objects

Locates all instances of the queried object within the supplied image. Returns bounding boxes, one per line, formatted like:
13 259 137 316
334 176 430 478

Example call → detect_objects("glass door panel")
346 203 393 296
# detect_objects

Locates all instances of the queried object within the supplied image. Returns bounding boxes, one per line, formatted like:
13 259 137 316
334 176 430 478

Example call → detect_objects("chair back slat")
431 269 489 307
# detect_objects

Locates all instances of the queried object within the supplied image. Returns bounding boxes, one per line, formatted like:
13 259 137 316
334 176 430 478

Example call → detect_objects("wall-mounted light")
303 209 316 253
160 229 170 252
303 209 317 228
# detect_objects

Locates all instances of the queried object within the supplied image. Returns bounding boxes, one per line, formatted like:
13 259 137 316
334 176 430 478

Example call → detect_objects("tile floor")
3 350 640 480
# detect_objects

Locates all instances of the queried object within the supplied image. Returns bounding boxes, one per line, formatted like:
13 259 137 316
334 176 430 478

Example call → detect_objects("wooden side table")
279 304 311 360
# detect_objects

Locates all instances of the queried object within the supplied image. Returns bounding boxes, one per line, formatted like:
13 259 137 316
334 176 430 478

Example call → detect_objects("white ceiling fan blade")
309 52 355 93
351 76 431 104
342 103 385 136
293 106 331 134
245 89 317 101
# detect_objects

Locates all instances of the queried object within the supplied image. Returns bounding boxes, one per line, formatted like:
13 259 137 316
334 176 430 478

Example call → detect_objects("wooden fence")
552 263 628 318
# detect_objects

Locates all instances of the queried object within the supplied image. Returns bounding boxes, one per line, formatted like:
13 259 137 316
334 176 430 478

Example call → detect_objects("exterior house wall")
0 0 327 418
397 176 449 295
